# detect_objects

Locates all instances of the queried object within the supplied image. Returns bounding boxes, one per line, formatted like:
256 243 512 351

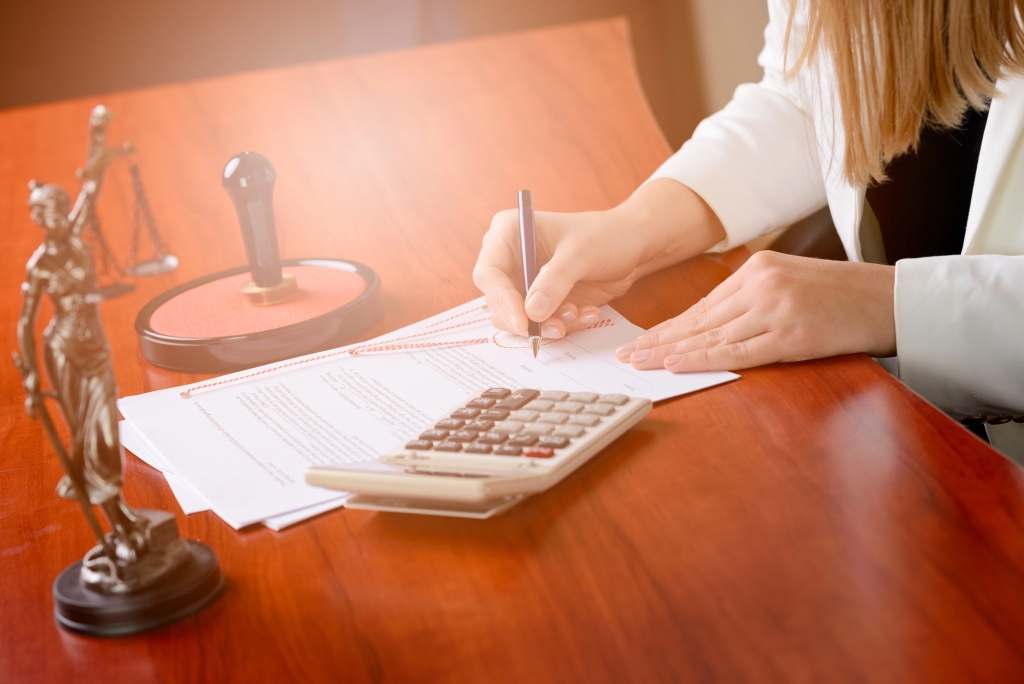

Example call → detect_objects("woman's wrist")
609 178 727 279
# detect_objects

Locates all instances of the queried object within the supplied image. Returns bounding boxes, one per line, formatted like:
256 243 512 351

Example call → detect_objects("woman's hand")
473 179 726 339
473 208 636 339
617 251 896 371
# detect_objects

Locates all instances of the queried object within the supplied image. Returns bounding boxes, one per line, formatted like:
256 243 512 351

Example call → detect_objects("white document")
119 420 349 529
119 420 211 515
118 298 736 528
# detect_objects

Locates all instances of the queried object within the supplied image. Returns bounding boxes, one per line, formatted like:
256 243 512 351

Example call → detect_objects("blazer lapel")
809 59 868 262
963 74 1024 253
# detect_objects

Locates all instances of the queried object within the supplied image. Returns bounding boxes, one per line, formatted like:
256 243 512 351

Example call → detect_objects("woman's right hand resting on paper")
472 179 726 339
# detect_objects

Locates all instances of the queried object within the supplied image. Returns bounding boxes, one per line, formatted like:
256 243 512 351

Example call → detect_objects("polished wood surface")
2 19 1023 683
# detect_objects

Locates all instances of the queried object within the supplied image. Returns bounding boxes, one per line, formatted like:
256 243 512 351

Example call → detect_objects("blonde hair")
789 0 1024 185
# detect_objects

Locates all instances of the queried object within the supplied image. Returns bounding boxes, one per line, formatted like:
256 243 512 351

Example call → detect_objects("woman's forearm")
610 178 727 279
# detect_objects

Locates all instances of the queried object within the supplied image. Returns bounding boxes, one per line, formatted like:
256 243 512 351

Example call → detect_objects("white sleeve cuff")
895 255 1024 416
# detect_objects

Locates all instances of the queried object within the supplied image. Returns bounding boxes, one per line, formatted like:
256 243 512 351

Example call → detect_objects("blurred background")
0 0 768 150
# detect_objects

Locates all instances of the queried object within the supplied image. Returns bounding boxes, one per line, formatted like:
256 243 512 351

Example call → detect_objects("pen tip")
532 338 539 357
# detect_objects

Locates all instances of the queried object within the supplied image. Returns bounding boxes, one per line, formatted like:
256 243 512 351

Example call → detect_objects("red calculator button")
523 447 555 458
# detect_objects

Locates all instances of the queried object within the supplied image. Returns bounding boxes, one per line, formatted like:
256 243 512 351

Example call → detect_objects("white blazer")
650 0 1024 418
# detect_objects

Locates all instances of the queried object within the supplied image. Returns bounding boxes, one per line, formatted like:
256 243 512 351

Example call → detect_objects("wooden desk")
3 19 1023 683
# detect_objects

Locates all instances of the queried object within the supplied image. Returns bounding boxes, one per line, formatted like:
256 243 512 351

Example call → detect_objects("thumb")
524 250 581 322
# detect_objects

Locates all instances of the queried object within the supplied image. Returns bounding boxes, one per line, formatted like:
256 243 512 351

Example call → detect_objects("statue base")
80 509 190 594
53 540 224 637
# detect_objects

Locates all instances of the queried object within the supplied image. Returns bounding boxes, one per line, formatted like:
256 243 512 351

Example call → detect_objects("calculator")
305 388 652 518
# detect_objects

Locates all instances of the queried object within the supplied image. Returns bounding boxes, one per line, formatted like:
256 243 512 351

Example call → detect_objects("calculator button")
507 434 538 446
524 447 555 458
509 410 539 422
434 441 462 452
598 394 628 405
419 429 448 441
538 412 568 425
493 420 524 434
553 401 583 414
523 400 554 412
481 388 511 399
405 440 433 450
553 425 585 438
568 414 600 427
466 397 496 409
448 430 478 442
463 443 493 454
436 418 464 429
537 436 569 449
451 408 479 419
463 420 494 431
522 423 554 436
476 432 507 444
538 390 569 402
494 445 523 456
494 389 540 410
583 404 614 416
479 409 510 420
568 392 598 404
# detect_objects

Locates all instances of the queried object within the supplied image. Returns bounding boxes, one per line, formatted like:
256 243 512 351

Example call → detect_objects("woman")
473 0 1024 446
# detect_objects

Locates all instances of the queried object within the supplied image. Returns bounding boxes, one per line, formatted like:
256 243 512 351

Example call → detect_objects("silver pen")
518 189 542 357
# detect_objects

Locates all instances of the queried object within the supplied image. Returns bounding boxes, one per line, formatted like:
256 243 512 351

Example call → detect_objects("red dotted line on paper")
179 347 356 397
419 305 488 329
490 318 614 349
179 315 612 398
179 336 492 398
348 337 490 355
353 315 490 348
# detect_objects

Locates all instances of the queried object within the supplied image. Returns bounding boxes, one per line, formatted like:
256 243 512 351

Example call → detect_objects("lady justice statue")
14 105 223 636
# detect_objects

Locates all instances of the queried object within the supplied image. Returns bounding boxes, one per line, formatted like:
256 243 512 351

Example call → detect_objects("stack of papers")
118 298 737 529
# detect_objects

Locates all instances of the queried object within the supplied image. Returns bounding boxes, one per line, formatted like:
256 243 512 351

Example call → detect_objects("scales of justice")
14 105 224 636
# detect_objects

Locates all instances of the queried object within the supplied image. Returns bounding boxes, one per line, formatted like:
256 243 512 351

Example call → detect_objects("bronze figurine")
14 105 187 595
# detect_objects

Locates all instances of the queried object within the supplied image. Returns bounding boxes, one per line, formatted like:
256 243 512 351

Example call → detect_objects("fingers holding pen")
523 247 586 320
474 211 529 335
475 205 616 342
474 261 603 340
474 265 528 335
566 304 602 332
539 302 577 340
536 303 603 340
